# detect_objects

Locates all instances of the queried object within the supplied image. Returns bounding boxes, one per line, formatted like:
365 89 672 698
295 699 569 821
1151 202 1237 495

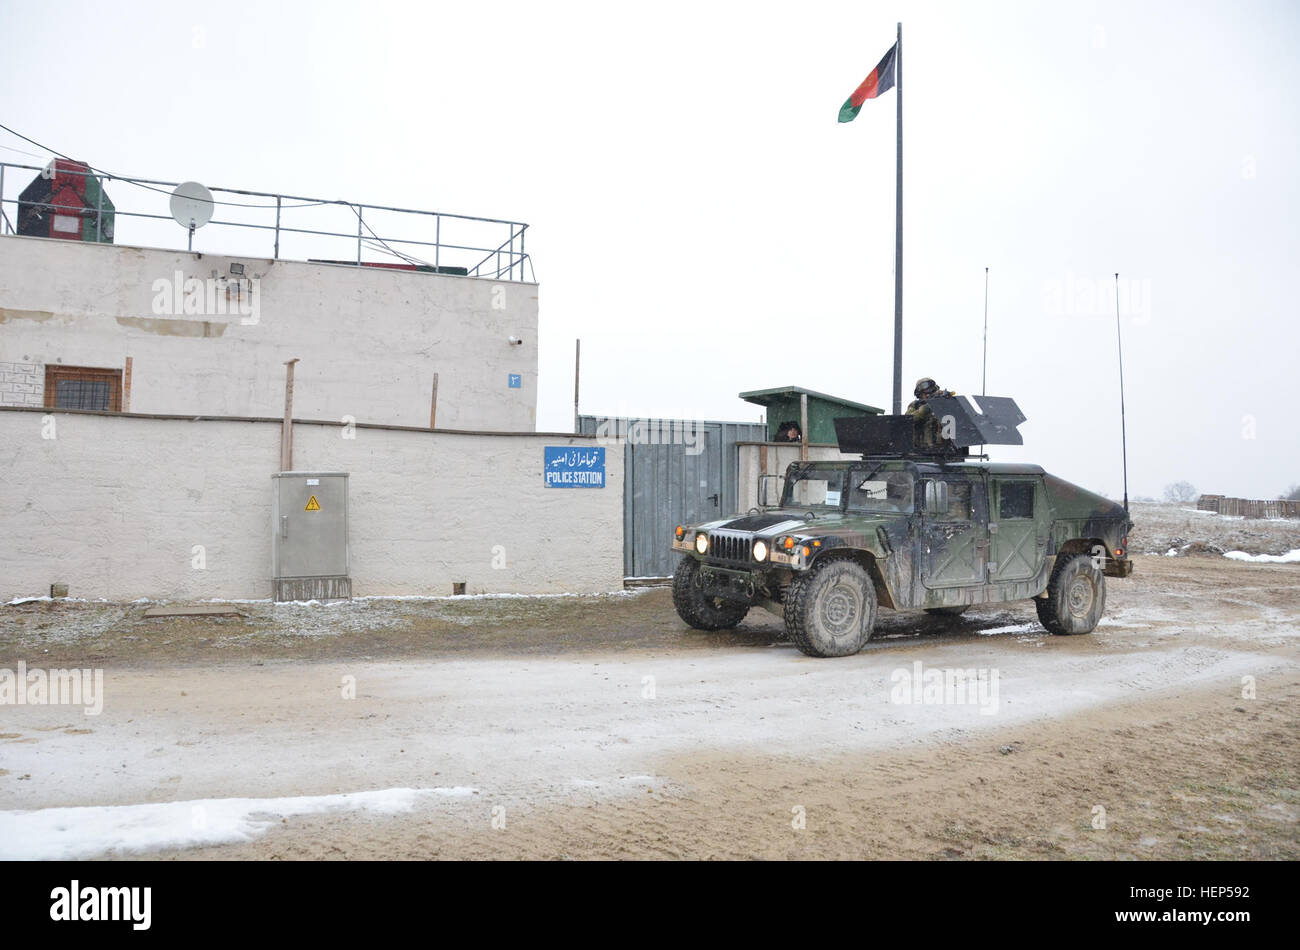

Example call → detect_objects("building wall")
0 235 538 430
0 408 621 601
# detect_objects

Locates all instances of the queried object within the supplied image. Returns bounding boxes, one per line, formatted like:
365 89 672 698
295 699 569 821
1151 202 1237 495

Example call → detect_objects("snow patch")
1223 549 1300 564
977 623 1039 636
0 786 475 860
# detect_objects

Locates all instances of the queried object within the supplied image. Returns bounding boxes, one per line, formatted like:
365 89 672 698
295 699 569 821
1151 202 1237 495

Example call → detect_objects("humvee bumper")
1105 558 1134 578
696 564 758 604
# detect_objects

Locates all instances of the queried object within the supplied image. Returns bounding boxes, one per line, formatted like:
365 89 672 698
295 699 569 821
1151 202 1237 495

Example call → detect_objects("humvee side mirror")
759 474 781 507
924 480 949 515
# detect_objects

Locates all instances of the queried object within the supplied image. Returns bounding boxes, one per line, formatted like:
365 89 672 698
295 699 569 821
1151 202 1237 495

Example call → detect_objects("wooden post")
280 358 300 471
799 392 809 461
122 356 133 412
573 338 581 433
429 373 439 428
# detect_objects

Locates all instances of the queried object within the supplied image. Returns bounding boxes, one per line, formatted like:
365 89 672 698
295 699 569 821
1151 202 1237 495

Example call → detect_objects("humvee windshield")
783 464 914 513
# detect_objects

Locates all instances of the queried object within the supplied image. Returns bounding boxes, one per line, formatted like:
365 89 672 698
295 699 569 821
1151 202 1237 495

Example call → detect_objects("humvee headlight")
675 525 685 540
801 545 812 558
781 536 796 551
752 540 768 562
695 533 709 555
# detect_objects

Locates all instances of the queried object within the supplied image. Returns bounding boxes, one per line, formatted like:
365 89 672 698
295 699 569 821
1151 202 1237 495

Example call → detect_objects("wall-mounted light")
508 336 523 346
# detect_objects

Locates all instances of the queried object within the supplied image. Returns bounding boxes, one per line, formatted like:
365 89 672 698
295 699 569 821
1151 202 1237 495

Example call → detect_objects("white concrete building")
0 234 538 431
0 188 625 601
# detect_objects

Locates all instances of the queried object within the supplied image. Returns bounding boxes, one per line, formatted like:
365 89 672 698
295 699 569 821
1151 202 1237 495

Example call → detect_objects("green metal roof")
738 386 884 415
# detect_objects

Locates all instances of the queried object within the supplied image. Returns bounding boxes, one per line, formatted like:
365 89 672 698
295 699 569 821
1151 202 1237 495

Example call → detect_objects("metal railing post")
356 204 363 265
95 176 104 242
435 214 440 271
274 195 281 259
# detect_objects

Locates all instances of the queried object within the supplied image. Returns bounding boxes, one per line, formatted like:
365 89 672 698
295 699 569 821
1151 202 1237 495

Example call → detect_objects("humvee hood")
1043 474 1127 520
695 511 812 534
697 509 898 539
715 511 809 531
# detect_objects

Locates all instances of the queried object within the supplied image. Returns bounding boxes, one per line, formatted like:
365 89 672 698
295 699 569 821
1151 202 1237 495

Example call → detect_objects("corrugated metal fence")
1197 494 1300 519
578 416 766 578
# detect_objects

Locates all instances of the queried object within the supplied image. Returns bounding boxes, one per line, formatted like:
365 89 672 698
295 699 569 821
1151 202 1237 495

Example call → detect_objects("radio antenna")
978 266 989 458
981 266 989 397
1114 273 1129 516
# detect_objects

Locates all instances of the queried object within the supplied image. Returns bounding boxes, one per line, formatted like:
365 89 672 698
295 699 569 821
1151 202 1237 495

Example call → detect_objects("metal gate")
578 417 765 578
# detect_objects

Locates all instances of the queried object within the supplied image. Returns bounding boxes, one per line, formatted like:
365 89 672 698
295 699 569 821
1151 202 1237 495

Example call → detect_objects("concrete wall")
737 442 858 510
0 408 622 601
0 235 538 430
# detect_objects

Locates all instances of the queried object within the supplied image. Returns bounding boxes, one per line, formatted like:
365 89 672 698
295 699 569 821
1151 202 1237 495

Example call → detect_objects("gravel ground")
1 547 1297 860
1127 501 1300 557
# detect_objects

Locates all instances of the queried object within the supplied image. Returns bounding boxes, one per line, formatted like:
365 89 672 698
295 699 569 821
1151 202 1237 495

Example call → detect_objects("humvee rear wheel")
784 559 877 658
1036 553 1105 635
672 557 750 631
924 605 970 617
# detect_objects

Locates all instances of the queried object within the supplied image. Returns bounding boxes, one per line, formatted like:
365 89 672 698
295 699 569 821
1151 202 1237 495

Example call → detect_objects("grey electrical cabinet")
271 472 351 602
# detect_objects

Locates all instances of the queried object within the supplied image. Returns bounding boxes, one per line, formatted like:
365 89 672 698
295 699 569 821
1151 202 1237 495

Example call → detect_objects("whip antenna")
1114 273 1129 516
981 266 989 397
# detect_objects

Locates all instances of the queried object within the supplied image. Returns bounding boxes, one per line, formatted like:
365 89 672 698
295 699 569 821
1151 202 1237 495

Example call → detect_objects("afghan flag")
838 44 897 123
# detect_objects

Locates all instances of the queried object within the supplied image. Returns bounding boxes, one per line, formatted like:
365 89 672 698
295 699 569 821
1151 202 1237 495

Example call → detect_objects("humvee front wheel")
784 558 877 658
672 557 750 631
1036 553 1105 635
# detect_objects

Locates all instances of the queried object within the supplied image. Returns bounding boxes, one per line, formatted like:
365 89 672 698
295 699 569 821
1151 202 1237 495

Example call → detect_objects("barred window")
44 366 122 412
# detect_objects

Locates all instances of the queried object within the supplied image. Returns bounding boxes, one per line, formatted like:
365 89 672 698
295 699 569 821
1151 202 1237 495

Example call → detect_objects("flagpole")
892 20 904 415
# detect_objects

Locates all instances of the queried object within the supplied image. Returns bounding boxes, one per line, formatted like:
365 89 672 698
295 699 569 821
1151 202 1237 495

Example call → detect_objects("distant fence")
1197 494 1300 519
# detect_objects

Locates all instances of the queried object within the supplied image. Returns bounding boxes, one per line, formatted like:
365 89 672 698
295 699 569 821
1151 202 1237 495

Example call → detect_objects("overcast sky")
2 0 1296 499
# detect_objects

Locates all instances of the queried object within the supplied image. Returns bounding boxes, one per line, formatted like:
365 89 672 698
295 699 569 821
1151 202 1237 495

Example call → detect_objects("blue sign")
508 374 522 388
544 446 605 488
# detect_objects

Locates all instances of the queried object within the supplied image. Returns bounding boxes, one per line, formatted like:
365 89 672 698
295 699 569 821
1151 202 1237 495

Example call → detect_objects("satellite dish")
170 181 214 249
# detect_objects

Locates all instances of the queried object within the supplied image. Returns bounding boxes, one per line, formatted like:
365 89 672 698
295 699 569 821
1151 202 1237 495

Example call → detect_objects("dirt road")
1 554 1297 860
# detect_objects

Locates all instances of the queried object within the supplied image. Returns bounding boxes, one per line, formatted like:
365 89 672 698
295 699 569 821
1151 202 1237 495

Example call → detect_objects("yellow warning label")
304 495 321 511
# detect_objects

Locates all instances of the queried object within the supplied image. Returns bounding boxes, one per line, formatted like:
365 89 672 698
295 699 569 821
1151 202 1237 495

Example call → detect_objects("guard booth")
271 472 351 601
735 387 884 511
738 386 883 445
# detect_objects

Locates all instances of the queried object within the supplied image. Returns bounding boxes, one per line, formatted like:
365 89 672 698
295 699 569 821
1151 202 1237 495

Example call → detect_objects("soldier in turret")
905 378 956 449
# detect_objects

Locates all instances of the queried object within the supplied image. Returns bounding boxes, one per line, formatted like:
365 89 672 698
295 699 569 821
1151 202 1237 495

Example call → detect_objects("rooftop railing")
0 159 533 281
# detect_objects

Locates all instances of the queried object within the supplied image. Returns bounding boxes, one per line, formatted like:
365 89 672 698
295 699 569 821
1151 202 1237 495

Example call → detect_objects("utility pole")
891 20 904 415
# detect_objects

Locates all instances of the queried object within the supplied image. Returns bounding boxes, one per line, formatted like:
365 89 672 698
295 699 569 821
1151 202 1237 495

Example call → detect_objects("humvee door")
989 476 1048 582
920 474 988 588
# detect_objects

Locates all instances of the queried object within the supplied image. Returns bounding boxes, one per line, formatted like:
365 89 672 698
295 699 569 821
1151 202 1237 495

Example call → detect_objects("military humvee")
671 396 1133 657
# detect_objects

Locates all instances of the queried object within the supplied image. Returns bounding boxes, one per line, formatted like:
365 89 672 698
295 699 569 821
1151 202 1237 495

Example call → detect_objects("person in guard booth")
774 420 803 443
905 378 955 448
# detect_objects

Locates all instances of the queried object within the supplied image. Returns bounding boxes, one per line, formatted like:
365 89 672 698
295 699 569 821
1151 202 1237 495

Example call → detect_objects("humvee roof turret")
670 397 1134 657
